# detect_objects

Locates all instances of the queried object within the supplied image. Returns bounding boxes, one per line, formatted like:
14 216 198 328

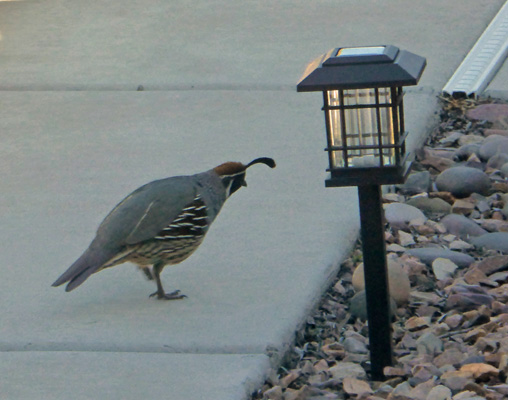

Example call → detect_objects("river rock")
485 128 508 137
349 290 397 321
440 213 488 238
449 239 474 250
445 292 494 311
453 143 481 161
480 218 508 232
352 259 411 305
432 258 458 280
500 163 508 178
467 103 508 128
426 385 453 400
399 171 431 195
473 254 508 275
451 199 475 215
471 232 508 253
435 167 491 197
416 332 443 356
329 362 367 381
487 153 508 170
343 337 368 354
439 131 464 146
458 134 484 146
398 230 415 246
406 247 475 268
406 196 451 215
464 153 484 170
479 136 508 161
384 203 427 229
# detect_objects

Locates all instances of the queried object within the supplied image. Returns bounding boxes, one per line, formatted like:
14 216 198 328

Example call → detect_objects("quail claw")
149 289 187 300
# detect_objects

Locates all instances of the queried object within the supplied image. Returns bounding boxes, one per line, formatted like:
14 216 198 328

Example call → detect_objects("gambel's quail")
52 157 276 300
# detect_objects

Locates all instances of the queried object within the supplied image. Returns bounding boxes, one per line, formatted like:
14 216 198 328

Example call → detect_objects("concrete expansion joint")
0 342 269 356
404 86 438 95
0 83 295 92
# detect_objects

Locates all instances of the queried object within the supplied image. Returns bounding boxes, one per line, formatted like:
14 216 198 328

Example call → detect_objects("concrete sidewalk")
0 1 505 399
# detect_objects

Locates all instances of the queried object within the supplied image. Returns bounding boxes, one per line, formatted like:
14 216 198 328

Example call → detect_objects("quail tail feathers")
52 246 118 292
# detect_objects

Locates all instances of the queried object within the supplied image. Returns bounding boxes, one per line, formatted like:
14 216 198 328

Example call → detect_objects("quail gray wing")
97 176 199 247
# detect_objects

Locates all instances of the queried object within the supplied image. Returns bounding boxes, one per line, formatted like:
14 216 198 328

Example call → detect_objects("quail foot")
53 157 276 300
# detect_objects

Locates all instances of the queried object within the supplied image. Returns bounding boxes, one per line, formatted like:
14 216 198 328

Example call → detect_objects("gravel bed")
251 97 508 400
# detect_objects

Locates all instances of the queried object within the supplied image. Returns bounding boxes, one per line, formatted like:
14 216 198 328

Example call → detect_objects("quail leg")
140 266 153 280
149 262 186 300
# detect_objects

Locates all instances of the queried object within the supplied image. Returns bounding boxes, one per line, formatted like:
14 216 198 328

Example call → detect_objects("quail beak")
242 180 247 187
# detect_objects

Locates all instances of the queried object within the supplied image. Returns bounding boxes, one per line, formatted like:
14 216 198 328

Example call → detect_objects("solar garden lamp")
297 45 426 379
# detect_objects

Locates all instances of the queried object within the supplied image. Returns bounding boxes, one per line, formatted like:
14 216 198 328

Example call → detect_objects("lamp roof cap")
297 45 426 91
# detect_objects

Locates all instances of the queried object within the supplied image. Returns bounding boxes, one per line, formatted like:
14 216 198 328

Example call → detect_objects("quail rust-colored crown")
213 162 246 176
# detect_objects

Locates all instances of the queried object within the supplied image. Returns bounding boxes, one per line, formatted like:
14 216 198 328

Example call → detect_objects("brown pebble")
428 191 456 205
441 370 474 390
421 156 455 172
383 366 406 378
313 359 329 372
473 255 508 275
492 181 508 193
489 284 508 303
460 362 499 381
464 381 488 396
464 327 487 343
452 198 476 215
463 267 489 285
475 337 499 352
444 313 463 329
492 211 505 220
405 316 431 331
433 348 465 368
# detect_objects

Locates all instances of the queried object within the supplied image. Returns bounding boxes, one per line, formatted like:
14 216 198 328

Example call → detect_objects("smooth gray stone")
343 337 368 354
435 166 491 197
439 131 464 146
406 196 452 215
406 247 475 268
479 136 508 161
487 153 508 169
400 171 431 195
416 332 443 356
471 232 508 253
384 203 427 229
453 143 481 161
349 290 397 321
440 213 488 238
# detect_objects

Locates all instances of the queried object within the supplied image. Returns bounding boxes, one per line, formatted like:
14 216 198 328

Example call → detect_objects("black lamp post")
297 45 426 380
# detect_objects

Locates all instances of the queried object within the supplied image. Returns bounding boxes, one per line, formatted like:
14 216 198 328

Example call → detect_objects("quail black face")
222 172 247 197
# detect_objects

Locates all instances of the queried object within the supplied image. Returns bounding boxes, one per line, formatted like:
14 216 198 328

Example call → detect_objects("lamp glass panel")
337 46 385 56
327 88 395 168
